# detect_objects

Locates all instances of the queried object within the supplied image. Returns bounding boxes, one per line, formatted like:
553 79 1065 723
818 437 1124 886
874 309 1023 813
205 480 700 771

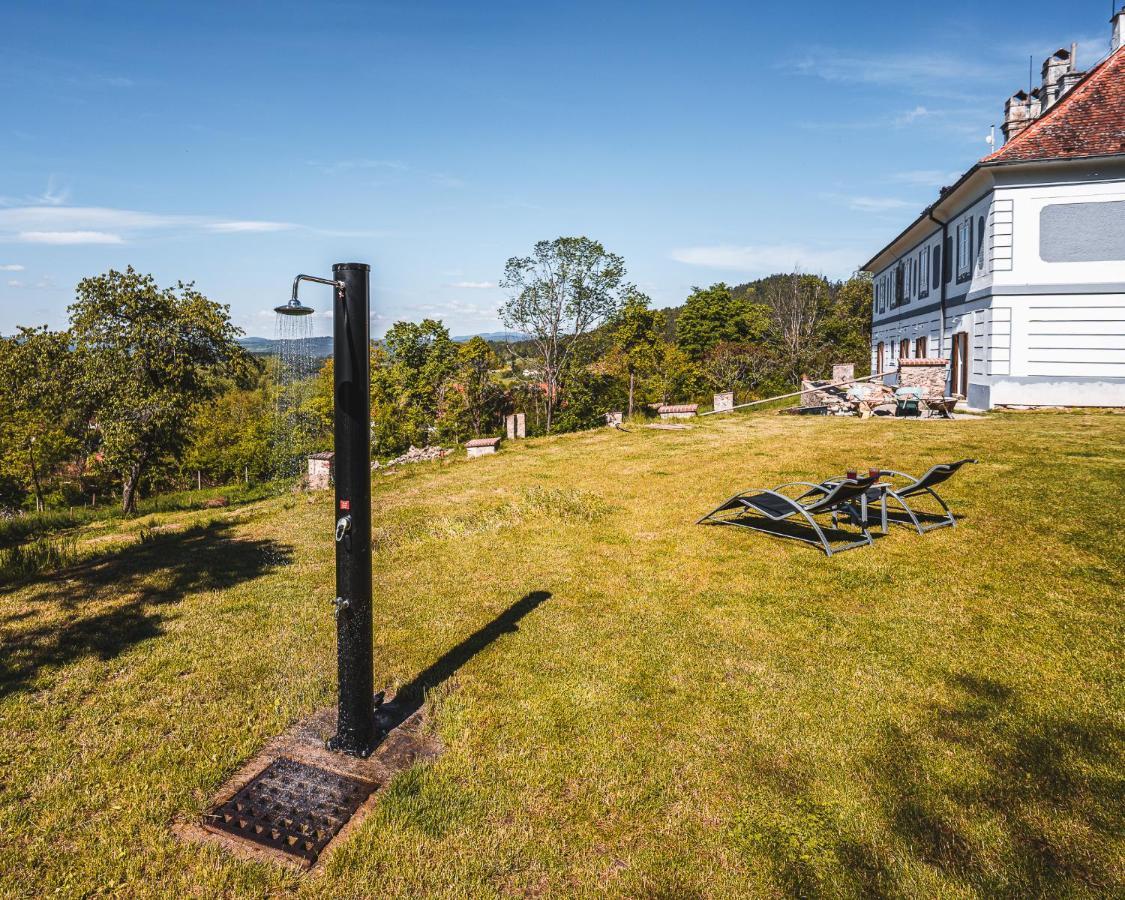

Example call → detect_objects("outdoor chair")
868 458 977 534
894 386 923 417
697 474 880 556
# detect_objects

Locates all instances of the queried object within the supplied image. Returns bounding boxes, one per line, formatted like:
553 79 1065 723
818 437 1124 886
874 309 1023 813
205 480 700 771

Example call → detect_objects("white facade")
867 156 1125 409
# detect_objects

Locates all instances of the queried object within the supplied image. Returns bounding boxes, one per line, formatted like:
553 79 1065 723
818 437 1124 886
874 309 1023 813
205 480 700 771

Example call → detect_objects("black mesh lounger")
869 458 977 534
697 474 880 556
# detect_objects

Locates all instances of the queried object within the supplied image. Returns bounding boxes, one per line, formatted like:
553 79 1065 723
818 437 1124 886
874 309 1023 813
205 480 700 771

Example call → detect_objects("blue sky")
1 1 1119 337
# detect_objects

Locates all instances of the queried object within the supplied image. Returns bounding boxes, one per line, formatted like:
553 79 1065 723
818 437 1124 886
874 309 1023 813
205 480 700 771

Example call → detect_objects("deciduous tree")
500 237 628 433
69 267 254 513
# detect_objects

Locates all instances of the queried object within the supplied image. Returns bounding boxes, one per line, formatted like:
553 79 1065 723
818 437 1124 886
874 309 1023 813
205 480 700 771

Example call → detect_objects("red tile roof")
464 437 501 448
984 45 1125 163
658 404 698 413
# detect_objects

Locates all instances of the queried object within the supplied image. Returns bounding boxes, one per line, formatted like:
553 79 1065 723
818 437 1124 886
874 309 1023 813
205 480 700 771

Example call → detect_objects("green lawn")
1 410 1122 898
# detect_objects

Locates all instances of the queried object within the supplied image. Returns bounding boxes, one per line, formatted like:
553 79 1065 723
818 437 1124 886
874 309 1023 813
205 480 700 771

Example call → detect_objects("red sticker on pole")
339 499 351 510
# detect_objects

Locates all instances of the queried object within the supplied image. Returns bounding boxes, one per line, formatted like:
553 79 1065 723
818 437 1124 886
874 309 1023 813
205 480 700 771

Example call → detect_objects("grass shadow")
741 672 1123 896
0 520 293 699
375 590 551 729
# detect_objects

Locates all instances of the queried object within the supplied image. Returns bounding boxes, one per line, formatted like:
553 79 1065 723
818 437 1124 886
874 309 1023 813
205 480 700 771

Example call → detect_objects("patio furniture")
894 386 924 417
870 459 977 534
697 474 881 556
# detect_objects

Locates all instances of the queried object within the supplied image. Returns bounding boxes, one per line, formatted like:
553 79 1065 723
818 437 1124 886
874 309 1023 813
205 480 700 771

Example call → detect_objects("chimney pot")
1114 6 1125 52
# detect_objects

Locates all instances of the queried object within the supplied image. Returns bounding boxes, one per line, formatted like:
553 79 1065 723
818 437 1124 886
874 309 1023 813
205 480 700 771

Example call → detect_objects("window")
919 246 930 299
916 336 927 358
976 216 986 272
894 265 905 307
899 338 910 360
956 218 972 282
875 342 884 374
932 244 942 289
1040 200 1125 262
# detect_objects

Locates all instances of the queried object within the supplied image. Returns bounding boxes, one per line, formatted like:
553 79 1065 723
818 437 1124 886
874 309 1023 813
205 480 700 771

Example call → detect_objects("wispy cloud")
20 230 124 245
310 158 464 188
818 192 917 214
449 280 496 289
206 220 295 233
671 244 858 277
894 105 932 125
792 49 999 98
891 169 963 187
0 263 24 271
0 205 297 245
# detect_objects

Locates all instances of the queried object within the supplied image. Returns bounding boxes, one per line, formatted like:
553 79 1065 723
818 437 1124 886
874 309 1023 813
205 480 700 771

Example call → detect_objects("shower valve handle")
333 596 351 619
335 515 352 542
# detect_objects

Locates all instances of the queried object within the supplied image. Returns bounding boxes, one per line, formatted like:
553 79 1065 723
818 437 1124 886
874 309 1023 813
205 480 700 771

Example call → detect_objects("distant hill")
238 336 334 358
453 331 531 343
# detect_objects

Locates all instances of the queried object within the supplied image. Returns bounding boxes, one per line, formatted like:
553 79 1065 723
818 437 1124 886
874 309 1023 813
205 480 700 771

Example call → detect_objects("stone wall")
898 358 949 397
713 391 734 412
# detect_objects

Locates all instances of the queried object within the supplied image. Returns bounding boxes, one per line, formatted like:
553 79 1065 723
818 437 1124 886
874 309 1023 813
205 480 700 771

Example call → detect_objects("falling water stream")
271 310 319 479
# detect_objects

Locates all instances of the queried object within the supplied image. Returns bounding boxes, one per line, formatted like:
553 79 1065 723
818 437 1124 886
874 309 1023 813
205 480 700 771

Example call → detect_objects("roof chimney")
1040 47 1074 111
1001 88 1041 144
1114 5 1125 52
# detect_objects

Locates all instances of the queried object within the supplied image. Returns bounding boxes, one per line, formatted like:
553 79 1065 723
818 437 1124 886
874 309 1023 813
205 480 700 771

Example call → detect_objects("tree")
764 271 829 385
69 267 254 513
605 290 665 417
676 283 770 360
819 274 873 375
0 327 80 510
700 342 769 395
454 337 504 437
374 319 459 453
500 237 628 433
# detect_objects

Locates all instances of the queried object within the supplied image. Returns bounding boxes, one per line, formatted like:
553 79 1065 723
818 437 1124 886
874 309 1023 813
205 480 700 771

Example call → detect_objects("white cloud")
0 264 24 271
7 279 24 287
670 244 859 277
894 105 931 125
206 220 295 233
0 206 296 244
19 230 124 244
792 50 998 98
449 280 497 289
891 169 962 187
846 196 915 213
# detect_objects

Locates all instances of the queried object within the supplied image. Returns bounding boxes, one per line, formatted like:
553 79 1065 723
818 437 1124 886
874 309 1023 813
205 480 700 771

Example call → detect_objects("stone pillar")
505 414 516 440
832 364 855 384
713 391 734 413
605 411 623 427
515 412 526 438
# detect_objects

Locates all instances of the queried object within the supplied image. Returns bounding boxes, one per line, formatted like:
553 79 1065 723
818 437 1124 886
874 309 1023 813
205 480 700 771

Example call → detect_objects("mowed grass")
1 410 1122 898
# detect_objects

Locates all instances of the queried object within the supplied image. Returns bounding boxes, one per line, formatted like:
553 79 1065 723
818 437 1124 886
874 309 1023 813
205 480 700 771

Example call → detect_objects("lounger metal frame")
697 476 879 557
862 459 977 534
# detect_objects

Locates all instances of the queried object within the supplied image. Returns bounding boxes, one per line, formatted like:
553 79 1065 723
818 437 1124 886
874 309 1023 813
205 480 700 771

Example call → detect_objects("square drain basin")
205 757 376 864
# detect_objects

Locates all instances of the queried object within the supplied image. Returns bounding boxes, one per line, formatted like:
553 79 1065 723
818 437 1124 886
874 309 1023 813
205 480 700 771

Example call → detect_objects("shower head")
274 298 315 316
278 273 345 316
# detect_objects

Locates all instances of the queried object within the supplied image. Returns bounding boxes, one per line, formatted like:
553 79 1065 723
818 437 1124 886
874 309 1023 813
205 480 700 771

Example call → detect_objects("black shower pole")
327 262 375 756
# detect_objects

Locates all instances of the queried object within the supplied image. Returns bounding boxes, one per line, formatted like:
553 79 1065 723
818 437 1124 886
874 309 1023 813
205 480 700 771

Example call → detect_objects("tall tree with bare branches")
499 237 628 432
765 271 829 384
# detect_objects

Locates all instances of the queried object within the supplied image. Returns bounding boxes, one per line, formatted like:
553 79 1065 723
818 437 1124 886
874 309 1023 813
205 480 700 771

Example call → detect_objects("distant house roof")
308 451 335 460
464 437 501 448
983 45 1125 163
898 358 950 366
862 44 1125 273
658 404 698 414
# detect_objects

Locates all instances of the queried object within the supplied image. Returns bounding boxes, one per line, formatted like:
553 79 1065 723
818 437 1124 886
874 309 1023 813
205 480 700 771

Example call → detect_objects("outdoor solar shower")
275 263 375 756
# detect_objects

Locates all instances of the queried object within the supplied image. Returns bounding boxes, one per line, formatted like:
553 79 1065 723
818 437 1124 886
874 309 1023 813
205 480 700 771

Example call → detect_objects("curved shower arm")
291 273 346 302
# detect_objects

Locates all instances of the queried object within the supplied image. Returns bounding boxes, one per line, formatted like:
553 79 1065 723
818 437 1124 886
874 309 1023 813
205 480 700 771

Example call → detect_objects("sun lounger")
697 474 881 556
869 459 977 534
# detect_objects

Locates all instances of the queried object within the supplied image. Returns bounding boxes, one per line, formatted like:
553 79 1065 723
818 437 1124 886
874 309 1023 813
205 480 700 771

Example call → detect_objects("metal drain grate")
204 757 376 863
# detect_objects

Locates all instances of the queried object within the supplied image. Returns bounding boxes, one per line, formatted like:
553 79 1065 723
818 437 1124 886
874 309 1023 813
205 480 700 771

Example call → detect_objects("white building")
862 9 1125 409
